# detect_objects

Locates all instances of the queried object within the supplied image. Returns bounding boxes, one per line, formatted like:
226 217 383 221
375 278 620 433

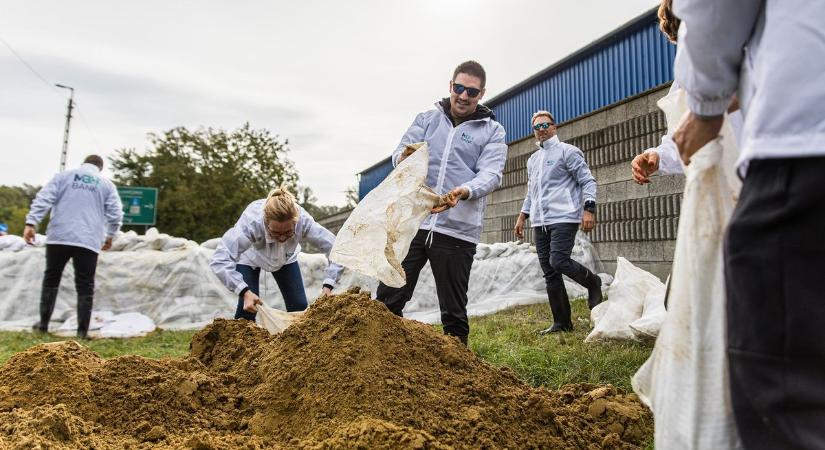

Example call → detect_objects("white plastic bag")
585 257 664 342
632 88 742 449
330 142 442 287
628 274 668 340
257 303 303 334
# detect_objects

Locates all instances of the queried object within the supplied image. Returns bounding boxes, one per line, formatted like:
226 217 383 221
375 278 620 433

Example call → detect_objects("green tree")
109 124 298 242
0 184 45 235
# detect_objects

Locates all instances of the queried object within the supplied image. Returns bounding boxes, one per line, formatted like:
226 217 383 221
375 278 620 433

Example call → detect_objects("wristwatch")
584 200 596 214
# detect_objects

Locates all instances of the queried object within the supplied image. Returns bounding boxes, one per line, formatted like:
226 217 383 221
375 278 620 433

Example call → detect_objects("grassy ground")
470 299 653 392
0 328 196 364
0 300 652 392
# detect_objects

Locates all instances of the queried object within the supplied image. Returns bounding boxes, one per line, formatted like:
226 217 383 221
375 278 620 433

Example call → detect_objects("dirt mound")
0 291 651 448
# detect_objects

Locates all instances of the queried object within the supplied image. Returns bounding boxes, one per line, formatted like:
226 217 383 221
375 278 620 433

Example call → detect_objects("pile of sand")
0 291 651 449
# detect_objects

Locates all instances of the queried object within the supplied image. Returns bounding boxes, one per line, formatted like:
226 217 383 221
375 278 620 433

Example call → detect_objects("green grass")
0 301 653 393
0 328 196 364
469 300 653 392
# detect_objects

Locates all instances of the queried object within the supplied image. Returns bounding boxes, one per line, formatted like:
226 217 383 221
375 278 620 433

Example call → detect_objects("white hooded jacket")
392 100 507 244
210 200 342 295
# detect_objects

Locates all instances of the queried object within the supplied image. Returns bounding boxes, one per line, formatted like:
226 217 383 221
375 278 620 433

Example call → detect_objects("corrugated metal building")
335 7 682 278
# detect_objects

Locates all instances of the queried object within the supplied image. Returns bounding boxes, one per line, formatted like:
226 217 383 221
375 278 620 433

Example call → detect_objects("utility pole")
55 84 74 172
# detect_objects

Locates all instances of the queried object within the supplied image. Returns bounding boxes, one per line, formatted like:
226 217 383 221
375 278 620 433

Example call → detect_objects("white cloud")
0 0 658 204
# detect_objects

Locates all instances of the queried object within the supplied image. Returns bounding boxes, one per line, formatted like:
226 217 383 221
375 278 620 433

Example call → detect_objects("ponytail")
264 186 299 222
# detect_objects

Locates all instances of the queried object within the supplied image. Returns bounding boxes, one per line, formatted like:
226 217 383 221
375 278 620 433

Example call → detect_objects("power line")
0 34 59 94
1 34 107 152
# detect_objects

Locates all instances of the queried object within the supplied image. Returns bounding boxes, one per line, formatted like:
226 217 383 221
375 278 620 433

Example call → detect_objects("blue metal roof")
486 7 675 143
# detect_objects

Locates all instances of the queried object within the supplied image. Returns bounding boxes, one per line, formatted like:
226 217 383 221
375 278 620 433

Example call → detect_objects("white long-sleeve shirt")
210 200 343 295
674 0 825 172
25 163 123 253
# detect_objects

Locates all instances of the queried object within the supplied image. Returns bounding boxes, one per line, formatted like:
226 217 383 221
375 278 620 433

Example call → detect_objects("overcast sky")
1 0 657 205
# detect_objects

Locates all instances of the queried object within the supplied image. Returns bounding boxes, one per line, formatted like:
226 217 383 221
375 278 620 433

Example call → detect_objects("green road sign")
118 187 158 226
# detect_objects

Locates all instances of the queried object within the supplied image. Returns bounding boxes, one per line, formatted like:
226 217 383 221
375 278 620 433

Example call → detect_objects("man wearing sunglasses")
514 111 602 334
375 60 507 347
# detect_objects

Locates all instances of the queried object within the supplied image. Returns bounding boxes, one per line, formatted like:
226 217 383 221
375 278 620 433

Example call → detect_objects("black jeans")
725 157 825 449
43 244 98 295
534 223 593 326
376 230 476 337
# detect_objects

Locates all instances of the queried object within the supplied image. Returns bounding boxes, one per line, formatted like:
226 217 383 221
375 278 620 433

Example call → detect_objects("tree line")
0 123 356 242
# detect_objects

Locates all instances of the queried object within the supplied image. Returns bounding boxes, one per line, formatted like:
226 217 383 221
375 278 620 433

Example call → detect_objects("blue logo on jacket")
461 132 474 144
546 160 557 166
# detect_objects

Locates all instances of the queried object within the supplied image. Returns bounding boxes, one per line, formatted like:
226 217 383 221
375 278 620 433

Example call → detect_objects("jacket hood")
437 98 496 124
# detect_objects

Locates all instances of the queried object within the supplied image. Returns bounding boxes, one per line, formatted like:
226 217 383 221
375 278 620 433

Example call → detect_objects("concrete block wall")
483 84 679 280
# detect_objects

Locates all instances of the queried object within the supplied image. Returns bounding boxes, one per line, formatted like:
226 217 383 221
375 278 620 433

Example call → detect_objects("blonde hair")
657 0 680 44
531 110 555 125
264 186 299 223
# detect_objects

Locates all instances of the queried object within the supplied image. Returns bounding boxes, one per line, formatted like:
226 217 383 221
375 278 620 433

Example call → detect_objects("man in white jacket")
672 0 825 447
514 111 602 333
375 60 508 346
24 155 123 339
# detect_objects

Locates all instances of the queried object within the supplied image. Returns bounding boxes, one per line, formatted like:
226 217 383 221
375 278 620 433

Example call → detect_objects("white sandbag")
257 303 303 334
486 242 508 259
474 244 491 260
585 257 664 342
330 142 442 288
161 237 189 251
629 275 668 340
632 88 742 449
54 311 155 338
0 235 26 252
111 231 139 251
200 238 221 250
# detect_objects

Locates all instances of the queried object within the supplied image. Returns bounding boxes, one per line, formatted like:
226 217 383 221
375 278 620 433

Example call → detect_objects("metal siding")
487 19 675 144
358 159 394 200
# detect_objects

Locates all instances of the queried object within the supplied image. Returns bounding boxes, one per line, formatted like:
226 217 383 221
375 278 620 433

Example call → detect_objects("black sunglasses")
533 122 554 130
452 83 482 98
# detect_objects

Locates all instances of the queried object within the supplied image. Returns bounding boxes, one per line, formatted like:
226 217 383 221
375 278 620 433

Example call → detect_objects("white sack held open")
330 142 442 288
632 88 743 449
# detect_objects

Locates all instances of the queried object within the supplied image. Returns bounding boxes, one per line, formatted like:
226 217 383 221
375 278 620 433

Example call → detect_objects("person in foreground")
514 111 602 334
673 0 825 446
24 154 123 339
210 187 343 320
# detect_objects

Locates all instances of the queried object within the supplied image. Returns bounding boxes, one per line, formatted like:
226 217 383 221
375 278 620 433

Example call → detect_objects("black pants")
43 244 98 295
534 223 593 327
376 230 476 337
725 157 825 449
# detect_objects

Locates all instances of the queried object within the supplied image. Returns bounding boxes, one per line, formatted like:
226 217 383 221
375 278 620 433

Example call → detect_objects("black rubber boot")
585 271 604 310
33 287 60 332
540 282 573 334
568 267 603 310
76 295 94 340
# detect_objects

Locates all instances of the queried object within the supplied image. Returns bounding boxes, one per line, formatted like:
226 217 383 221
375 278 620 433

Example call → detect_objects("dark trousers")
725 157 825 449
43 244 98 295
234 262 308 321
376 230 476 337
534 223 594 327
